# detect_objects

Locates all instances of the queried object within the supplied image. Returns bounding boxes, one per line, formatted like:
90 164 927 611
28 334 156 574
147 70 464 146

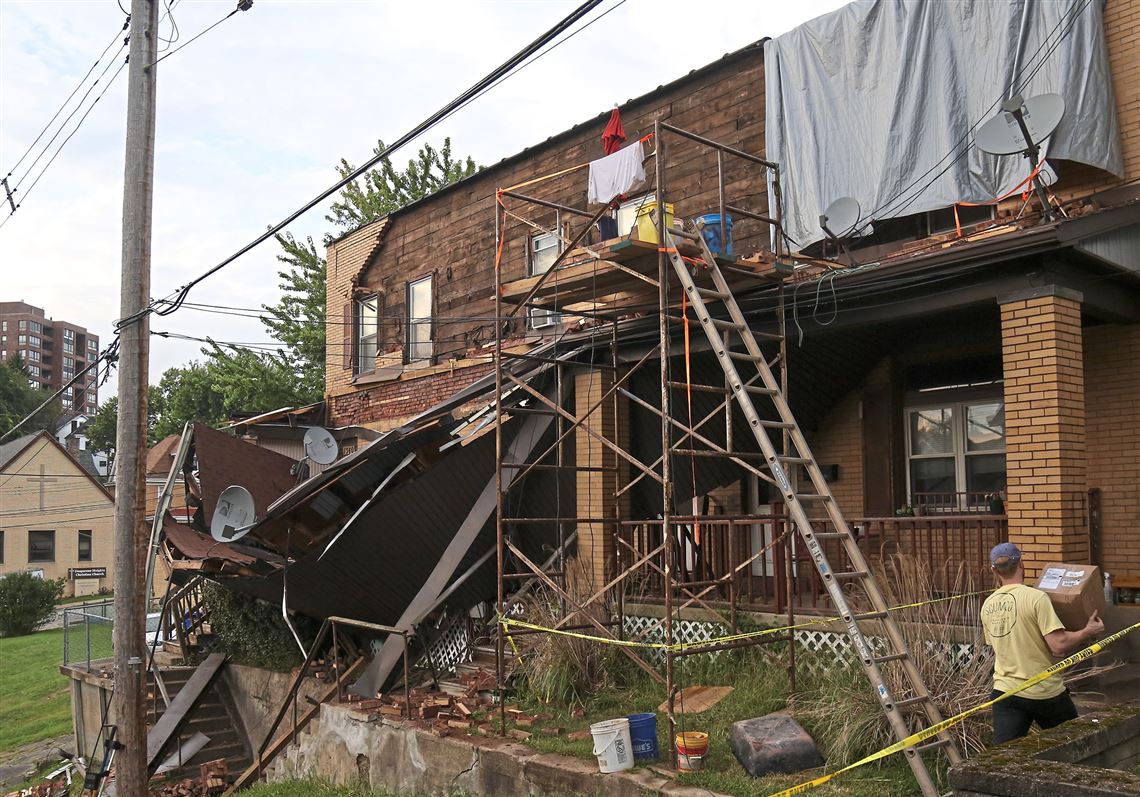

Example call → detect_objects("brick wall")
326 48 766 428
1000 291 1089 576
327 359 491 432
805 391 865 520
1084 323 1140 581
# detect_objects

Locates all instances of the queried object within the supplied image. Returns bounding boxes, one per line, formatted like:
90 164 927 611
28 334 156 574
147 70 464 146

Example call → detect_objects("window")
63 395 73 409
78 530 92 562
528 227 562 276
18 320 27 331
64 356 74 368
64 340 74 354
906 400 1005 512
30 321 43 334
27 365 40 377
1 320 6 331
28 530 55 563
18 334 26 345
88 339 98 351
27 349 41 362
355 295 378 374
28 335 40 347
406 275 433 362
63 328 74 341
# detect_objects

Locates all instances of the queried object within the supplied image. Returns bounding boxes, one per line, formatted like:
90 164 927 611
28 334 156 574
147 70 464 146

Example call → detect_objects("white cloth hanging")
587 141 645 204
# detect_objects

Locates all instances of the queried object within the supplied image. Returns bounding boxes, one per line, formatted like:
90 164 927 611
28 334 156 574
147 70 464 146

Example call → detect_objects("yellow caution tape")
498 589 992 653
766 620 1140 797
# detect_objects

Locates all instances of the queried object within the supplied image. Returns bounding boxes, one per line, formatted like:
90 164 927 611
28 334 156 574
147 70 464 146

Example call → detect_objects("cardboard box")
1036 563 1106 631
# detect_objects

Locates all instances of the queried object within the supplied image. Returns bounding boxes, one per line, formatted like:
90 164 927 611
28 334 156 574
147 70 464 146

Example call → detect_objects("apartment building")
0 301 101 414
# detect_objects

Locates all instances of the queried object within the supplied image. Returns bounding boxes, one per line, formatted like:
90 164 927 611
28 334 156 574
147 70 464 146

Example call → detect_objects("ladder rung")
695 287 730 301
778 456 811 465
873 652 910 664
666 380 730 395
727 350 764 362
830 570 868 581
742 384 778 396
913 738 951 754
811 531 848 540
709 318 744 333
895 694 931 709
852 611 888 622
668 227 700 241
795 494 834 502
759 420 796 429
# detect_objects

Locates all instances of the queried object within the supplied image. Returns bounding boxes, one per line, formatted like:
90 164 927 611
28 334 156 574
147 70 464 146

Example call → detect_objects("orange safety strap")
953 202 962 237
957 161 1045 208
681 292 700 546
493 191 508 274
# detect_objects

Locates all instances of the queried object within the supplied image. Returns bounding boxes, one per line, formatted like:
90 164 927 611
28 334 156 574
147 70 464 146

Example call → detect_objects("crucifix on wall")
27 465 58 511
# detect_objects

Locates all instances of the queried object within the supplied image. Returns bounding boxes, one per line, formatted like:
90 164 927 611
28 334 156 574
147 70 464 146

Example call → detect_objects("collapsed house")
65 2 1140 794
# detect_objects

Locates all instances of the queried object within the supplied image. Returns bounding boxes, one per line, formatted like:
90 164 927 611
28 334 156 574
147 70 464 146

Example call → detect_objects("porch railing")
617 510 1007 615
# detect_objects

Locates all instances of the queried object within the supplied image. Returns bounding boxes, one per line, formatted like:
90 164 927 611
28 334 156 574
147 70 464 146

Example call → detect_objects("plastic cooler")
634 201 676 245
695 213 733 256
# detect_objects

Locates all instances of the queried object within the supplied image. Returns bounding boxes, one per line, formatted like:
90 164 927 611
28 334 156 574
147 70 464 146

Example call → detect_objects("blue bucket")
695 213 734 256
627 712 659 761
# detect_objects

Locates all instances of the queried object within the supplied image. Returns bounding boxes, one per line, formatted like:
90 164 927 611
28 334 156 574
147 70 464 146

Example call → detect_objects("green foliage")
326 137 478 234
0 627 72 753
260 232 327 401
0 573 65 637
0 357 61 440
86 386 166 459
202 581 313 670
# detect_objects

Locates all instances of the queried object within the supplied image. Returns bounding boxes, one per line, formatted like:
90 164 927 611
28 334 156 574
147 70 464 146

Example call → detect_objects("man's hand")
1084 610 1105 640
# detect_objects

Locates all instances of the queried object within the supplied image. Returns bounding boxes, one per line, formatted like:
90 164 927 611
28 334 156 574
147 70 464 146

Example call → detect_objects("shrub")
201 581 314 670
0 572 65 637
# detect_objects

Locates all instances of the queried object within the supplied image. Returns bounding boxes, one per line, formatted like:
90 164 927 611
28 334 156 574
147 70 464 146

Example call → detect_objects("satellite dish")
976 93 1065 156
211 485 256 542
303 426 339 466
820 197 861 238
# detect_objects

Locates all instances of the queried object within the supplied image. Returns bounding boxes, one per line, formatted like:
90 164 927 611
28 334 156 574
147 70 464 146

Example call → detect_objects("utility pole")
112 2 159 796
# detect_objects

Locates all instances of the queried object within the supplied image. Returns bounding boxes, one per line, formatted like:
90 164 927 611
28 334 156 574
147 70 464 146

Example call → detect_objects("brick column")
574 370 623 592
999 288 1088 577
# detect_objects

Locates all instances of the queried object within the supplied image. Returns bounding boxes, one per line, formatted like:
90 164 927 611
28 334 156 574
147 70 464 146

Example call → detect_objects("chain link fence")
62 599 115 670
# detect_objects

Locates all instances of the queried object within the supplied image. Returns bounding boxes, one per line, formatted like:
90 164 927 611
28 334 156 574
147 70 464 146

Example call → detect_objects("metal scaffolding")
490 120 794 751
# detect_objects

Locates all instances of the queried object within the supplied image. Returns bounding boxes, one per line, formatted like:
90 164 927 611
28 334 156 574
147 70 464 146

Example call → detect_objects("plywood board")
658 685 734 715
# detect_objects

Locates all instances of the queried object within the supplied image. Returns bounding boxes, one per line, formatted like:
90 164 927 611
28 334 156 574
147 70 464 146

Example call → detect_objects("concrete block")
729 711 823 777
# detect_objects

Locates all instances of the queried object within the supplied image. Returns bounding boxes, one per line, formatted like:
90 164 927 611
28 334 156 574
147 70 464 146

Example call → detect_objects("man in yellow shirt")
981 542 1104 743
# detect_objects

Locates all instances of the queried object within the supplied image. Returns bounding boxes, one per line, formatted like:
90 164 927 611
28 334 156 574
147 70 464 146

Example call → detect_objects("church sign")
68 567 107 580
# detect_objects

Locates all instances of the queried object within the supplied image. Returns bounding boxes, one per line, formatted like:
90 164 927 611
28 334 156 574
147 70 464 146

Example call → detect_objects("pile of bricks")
339 681 565 742
146 758 227 797
2 775 69 797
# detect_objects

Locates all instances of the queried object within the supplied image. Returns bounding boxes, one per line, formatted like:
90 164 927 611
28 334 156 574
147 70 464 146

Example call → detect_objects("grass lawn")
499 641 931 797
243 780 409 797
0 629 74 753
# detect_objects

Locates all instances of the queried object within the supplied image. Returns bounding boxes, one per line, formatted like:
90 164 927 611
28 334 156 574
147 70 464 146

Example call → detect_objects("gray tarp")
765 0 1123 248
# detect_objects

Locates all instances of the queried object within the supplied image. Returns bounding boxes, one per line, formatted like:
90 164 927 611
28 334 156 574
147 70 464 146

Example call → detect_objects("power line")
116 0 609 333
2 15 129 181
150 0 251 68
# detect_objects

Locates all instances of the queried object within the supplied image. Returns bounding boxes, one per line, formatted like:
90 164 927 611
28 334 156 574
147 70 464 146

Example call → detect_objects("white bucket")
590 717 634 774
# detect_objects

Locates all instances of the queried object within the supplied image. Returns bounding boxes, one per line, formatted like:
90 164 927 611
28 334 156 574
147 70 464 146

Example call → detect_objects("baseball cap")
990 542 1022 567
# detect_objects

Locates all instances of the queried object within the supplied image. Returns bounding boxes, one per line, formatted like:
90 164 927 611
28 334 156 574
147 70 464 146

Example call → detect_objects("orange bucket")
675 731 709 771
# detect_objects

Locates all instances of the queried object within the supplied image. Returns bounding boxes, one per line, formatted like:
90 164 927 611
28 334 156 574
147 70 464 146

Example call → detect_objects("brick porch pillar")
999 288 1088 577
574 370 622 592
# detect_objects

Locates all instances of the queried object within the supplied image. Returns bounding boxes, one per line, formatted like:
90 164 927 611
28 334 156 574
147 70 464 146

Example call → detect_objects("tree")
87 386 165 459
0 573 64 637
0 356 61 439
258 232 327 403
326 137 478 234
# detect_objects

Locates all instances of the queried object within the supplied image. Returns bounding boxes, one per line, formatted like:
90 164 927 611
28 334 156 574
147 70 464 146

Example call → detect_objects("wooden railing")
617 510 1007 614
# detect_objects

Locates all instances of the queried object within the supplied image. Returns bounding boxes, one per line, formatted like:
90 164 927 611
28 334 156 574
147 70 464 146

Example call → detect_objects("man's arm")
1044 611 1104 657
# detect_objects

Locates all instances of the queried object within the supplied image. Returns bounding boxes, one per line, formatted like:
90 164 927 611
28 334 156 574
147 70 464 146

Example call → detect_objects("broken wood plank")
146 653 226 770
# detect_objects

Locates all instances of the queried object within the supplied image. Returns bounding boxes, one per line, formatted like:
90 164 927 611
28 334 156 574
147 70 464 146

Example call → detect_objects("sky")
0 0 847 399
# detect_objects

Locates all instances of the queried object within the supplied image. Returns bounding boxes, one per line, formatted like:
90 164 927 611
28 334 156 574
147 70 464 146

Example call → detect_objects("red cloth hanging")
601 107 626 155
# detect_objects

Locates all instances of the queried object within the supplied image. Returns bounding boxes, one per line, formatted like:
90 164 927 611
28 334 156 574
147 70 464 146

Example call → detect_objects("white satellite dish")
211 485 257 542
976 93 1065 156
820 197 861 238
976 93 1065 222
303 426 339 466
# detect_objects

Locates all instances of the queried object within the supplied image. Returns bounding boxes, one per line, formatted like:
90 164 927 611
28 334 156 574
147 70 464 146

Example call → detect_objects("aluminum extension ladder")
662 227 962 797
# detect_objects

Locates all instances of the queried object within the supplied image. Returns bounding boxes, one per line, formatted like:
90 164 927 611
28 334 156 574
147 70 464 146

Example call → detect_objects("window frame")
354 294 379 375
28 530 56 563
405 274 433 364
78 530 93 562
904 398 1006 512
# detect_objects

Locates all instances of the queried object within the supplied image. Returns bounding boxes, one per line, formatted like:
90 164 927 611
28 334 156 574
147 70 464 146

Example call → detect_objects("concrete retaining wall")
222 663 327 752
269 703 724 797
